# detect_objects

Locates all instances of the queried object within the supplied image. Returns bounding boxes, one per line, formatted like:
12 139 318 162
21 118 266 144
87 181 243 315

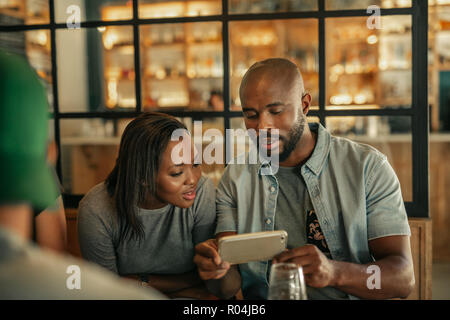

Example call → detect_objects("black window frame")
0 0 429 218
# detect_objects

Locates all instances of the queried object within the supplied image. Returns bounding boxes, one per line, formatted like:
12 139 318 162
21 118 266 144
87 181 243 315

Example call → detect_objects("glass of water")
268 263 307 300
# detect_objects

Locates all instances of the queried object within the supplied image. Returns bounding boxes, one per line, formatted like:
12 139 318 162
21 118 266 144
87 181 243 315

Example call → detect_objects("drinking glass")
268 263 307 300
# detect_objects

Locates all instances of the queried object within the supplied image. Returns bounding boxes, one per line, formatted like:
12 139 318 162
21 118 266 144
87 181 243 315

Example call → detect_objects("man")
34 140 67 252
194 58 415 300
0 50 165 299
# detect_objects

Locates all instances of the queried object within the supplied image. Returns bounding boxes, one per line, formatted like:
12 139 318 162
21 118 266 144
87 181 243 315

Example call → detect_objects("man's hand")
194 239 230 280
273 244 337 288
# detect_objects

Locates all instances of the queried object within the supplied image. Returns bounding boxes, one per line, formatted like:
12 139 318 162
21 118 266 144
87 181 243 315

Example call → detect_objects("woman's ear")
302 93 312 115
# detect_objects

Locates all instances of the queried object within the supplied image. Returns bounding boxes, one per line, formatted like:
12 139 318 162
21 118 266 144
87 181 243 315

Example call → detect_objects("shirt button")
265 218 272 225
269 186 276 193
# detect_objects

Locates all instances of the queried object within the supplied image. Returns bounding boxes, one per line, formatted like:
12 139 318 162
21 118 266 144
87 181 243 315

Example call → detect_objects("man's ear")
302 93 312 115
47 141 58 166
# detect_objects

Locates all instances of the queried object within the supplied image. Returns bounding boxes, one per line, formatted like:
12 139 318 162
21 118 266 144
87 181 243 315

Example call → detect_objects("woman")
78 112 217 299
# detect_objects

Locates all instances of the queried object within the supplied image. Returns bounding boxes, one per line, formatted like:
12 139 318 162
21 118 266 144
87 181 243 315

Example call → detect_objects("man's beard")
278 116 306 162
255 115 307 163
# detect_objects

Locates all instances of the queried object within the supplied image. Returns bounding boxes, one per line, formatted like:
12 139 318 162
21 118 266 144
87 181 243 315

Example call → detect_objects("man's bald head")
239 58 305 104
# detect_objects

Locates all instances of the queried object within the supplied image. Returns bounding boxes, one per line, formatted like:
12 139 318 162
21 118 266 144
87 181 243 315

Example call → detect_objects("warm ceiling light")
367 34 378 45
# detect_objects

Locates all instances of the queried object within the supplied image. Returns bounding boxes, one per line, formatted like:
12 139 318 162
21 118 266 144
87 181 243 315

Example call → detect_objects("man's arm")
273 235 415 299
35 196 67 252
334 235 414 299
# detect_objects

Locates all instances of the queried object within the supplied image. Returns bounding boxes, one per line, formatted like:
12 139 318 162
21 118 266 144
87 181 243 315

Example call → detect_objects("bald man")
193 58 414 300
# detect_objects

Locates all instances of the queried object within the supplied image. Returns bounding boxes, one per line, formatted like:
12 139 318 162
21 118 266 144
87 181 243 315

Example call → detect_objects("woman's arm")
35 196 67 252
124 270 201 293
123 270 218 299
77 200 119 273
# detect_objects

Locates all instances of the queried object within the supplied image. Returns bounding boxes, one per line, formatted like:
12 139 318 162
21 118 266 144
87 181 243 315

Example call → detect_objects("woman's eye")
193 163 200 168
170 171 183 177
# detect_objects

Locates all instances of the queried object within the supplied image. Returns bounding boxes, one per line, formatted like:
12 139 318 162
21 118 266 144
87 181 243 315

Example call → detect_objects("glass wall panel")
326 16 412 110
140 22 223 111
230 19 319 110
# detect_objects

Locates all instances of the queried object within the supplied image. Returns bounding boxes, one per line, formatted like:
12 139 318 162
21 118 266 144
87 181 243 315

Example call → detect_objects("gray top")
78 176 216 276
274 165 347 300
274 165 309 249
0 227 166 300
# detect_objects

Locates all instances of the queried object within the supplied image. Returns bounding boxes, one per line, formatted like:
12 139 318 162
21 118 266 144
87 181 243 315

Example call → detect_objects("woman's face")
152 136 202 209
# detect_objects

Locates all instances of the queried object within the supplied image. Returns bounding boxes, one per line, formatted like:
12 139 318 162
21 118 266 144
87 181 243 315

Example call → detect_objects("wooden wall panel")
406 218 432 300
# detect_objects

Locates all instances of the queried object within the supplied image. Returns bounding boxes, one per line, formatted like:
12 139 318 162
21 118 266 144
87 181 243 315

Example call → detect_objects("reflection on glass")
139 0 221 19
140 22 223 111
60 118 127 194
229 0 317 14
326 116 412 201
326 0 412 10
0 30 53 110
57 26 135 112
55 0 132 23
326 16 412 110
230 19 319 110
0 0 49 25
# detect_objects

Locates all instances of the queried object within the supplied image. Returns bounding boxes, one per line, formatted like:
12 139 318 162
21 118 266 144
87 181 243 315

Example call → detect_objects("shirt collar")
257 122 331 176
304 122 331 176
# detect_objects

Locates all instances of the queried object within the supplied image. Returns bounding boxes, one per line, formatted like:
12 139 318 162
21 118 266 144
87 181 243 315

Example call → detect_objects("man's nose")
257 114 274 132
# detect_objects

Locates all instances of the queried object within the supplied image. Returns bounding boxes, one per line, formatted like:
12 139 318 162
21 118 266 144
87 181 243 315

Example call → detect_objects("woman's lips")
182 190 196 201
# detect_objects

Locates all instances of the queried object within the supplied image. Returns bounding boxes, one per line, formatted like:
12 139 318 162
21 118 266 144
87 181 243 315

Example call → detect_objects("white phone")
218 230 288 265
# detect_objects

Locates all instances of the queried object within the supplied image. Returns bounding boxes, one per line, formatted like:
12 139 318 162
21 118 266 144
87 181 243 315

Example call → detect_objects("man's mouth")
182 189 196 201
261 138 280 151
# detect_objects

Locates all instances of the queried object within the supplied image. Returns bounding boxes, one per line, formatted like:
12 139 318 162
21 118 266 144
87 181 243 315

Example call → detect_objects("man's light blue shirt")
215 122 411 300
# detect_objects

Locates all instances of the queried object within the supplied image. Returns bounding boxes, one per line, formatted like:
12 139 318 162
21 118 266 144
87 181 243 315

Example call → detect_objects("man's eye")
193 163 200 168
270 109 282 115
244 113 257 119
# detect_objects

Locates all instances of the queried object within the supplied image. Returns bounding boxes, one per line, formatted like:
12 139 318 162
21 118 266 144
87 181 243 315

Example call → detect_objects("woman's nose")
185 169 196 186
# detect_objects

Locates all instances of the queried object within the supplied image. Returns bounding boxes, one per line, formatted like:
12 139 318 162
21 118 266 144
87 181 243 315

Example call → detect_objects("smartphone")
218 230 288 265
